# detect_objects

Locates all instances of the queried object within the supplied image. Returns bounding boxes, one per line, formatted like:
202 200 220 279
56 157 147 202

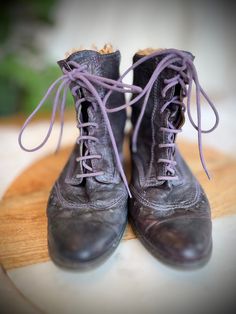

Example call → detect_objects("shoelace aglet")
133 86 143 94
200 151 211 180
205 167 211 180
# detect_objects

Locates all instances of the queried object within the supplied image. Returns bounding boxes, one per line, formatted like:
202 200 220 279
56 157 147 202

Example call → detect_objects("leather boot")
128 48 219 269
18 47 140 269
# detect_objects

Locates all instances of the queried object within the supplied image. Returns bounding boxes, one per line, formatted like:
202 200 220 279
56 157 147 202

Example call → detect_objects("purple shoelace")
107 48 219 180
18 48 219 196
18 60 142 197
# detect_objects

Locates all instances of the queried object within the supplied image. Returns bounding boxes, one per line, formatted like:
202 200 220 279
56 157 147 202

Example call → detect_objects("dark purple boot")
128 49 219 269
18 48 140 269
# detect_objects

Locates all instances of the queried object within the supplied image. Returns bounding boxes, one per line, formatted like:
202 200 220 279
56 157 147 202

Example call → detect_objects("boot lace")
18 60 142 197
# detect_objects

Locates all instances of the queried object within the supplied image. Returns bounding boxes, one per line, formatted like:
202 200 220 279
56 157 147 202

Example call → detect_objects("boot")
18 46 140 269
128 48 219 269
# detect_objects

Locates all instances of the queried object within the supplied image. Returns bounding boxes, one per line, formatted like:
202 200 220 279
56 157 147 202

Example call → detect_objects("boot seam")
130 183 201 210
54 182 127 210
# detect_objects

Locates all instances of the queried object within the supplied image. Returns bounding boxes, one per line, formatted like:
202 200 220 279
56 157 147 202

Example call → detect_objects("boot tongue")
167 93 185 129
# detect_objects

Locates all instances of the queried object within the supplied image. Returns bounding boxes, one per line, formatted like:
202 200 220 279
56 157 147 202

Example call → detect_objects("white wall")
37 0 235 97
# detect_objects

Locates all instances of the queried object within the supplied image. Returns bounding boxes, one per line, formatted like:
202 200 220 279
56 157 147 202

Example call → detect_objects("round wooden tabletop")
0 140 236 270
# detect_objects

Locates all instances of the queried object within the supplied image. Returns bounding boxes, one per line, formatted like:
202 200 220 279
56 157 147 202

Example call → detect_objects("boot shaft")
58 49 126 154
131 49 194 183
131 50 193 126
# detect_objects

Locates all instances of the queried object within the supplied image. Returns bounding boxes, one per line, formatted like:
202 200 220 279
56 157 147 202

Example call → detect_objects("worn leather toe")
142 216 212 268
48 216 121 269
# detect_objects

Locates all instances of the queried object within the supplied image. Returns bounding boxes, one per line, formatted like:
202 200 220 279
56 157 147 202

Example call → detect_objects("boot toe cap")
141 216 212 268
48 217 123 269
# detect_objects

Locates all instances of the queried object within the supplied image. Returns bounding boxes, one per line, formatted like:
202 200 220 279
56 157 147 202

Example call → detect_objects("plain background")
35 0 236 98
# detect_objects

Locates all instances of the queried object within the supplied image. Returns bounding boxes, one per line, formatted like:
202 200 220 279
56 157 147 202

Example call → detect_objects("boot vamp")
131 149 209 210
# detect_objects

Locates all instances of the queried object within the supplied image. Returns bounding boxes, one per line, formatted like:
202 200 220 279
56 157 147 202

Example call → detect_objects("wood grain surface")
0 138 236 270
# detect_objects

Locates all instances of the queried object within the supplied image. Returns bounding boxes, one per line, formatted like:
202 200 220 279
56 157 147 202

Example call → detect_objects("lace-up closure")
67 64 104 179
18 59 142 197
157 62 188 181
75 113 103 179
117 49 219 181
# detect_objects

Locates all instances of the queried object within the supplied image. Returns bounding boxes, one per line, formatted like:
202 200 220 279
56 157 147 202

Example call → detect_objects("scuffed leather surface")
47 50 128 268
129 52 212 268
